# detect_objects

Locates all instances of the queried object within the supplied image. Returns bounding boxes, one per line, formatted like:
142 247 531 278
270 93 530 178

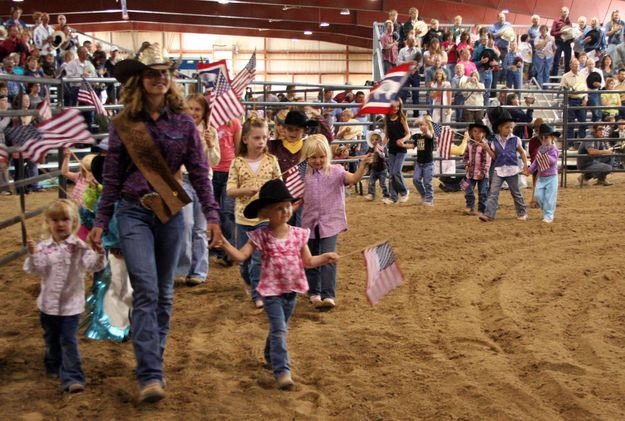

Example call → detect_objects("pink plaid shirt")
247 226 310 297
302 164 347 239
24 235 107 316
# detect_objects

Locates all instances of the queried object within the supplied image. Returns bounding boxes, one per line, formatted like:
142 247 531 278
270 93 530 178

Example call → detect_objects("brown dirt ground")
1 174 625 420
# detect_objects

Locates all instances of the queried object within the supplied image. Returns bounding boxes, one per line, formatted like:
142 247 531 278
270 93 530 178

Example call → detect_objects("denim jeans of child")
40 313 84 389
534 175 558 221
412 162 434 203
236 222 268 302
263 292 297 377
483 173 527 219
306 227 337 299
368 170 389 197
387 152 408 202
176 176 208 280
211 171 236 258
116 199 184 387
465 178 489 213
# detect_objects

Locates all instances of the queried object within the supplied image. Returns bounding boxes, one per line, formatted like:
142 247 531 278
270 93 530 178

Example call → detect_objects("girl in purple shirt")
301 135 372 309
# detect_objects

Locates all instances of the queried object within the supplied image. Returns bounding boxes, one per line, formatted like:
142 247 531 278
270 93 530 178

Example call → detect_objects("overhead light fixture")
319 22 330 27
218 0 230 4
340 9 350 15
12 0 24 2
501 9 509 13
304 30 312 35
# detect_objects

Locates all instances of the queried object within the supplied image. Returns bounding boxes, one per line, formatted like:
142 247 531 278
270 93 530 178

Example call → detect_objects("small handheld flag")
362 241 404 305
433 122 456 160
283 161 307 198
77 81 107 115
231 51 256 99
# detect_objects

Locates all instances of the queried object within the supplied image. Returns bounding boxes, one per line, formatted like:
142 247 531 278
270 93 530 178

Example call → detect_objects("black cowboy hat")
91 154 105 185
487 106 515 133
243 179 298 219
284 110 319 128
112 42 177 84
537 123 561 138
468 120 492 137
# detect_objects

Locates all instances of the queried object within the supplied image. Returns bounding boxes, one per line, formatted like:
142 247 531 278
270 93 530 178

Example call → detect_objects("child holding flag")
227 118 281 308
300 134 372 308
523 124 560 223
463 121 493 215
220 178 339 390
411 116 436 206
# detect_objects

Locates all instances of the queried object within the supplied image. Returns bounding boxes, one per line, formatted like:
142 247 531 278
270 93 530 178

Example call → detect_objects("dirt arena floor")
1 173 625 420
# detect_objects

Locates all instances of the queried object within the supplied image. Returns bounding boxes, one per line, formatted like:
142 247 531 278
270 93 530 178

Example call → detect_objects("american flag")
198 59 229 100
209 68 245 128
231 51 256 99
77 81 107 115
7 109 94 163
362 241 404 305
536 151 552 172
433 122 456 160
356 63 415 116
283 161 307 198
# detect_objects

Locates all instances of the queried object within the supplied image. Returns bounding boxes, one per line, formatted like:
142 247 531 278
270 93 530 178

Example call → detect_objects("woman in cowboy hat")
88 43 222 403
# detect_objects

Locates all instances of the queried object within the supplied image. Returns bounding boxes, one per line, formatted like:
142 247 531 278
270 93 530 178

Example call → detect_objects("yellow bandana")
282 138 303 155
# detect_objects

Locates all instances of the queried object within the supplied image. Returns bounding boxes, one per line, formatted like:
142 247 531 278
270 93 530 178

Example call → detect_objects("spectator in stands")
425 56 450 100
469 24 481 46
583 17 606 56
451 64 466 121
24 55 44 78
57 25 78 66
27 82 42 108
430 69 452 124
527 15 540 47
604 10 625 57
83 40 94 60
584 58 605 122
11 92 42 192
601 77 621 120
506 93 534 139
0 24 27 65
336 108 363 141
457 47 476 76
285 84 297 101
333 88 353 103
321 88 341 124
460 70 485 122
550 7 572 79
401 8 422 46
33 13 55 56
577 123 614 186
55 14 67 31
41 53 57 78
451 16 463 43
615 68 625 119
423 38 447 75
503 41 523 89
105 47 120 104
0 94 10 195
381 20 398 74
472 33 497 104
573 16 590 57
64 46 97 105
577 51 588 70
599 54 614 79
533 25 555 88
442 31 458 77
561 58 588 146
2 57 22 102
613 42 625 70
422 19 444 49
31 11 42 28
9 52 24 75
397 35 421 116
457 32 473 56
519 34 532 83
387 9 401 45
4 7 26 33
490 12 512 80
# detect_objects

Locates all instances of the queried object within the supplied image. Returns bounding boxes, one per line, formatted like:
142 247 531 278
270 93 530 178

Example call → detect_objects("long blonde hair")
117 71 185 120
301 134 332 175
43 199 79 238
419 115 434 137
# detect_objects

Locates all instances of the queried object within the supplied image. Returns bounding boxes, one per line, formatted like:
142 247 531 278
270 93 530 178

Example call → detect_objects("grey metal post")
561 89 568 187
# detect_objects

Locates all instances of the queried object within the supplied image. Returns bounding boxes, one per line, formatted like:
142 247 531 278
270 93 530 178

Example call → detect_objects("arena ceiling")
14 0 621 49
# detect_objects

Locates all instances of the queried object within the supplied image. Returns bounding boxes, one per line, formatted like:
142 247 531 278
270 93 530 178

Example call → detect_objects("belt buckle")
139 192 160 210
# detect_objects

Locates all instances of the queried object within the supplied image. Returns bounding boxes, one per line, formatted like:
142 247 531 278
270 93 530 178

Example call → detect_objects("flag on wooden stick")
362 241 404 305
231 51 256 99
283 161 307 198
433 122 456 160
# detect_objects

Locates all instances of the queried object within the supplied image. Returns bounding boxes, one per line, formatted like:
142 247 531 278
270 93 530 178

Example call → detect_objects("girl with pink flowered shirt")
220 178 338 391
24 199 106 393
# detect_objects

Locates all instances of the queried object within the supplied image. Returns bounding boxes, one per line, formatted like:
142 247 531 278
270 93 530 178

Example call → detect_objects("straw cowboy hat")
112 42 176 84
366 129 386 148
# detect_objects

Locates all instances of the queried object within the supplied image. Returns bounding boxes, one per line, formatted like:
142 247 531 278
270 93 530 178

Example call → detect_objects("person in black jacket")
506 93 534 141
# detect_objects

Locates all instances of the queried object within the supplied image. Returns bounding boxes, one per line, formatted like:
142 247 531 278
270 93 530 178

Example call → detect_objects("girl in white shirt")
24 199 106 393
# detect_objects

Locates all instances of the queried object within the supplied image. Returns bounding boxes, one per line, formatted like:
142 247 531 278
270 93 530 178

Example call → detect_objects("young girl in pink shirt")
220 179 338 390
300 135 371 309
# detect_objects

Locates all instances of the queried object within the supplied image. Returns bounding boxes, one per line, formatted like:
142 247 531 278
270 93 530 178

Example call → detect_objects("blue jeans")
412 162 434 203
551 39 572 78
465 178 489 212
387 152 408 202
306 227 338 299
588 93 601 122
453 94 465 122
177 177 208 280
211 171 235 258
116 199 184 386
533 56 553 88
288 205 303 227
534 175 558 221
40 313 84 388
581 161 612 181
263 293 297 377
478 70 493 104
399 72 420 113
567 98 587 145
368 169 389 197
506 69 522 90
236 222 267 302
484 173 527 219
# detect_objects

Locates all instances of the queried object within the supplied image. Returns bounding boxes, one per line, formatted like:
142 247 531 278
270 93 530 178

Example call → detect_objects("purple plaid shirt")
95 108 220 229
302 164 347 239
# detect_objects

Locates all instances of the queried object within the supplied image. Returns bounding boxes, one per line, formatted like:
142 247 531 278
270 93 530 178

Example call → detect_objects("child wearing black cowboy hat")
479 107 529 222
523 124 560 223
219 179 338 391
463 120 494 215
